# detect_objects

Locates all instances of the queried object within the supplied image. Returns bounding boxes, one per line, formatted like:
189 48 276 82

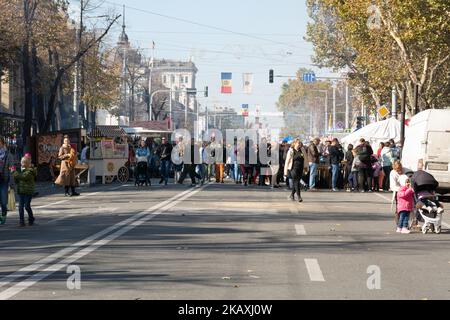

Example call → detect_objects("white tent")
341 117 405 150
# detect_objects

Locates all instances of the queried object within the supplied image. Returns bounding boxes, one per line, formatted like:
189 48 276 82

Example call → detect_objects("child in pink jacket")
396 175 415 234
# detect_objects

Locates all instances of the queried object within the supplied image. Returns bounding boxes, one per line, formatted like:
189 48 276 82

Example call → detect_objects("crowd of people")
0 134 443 233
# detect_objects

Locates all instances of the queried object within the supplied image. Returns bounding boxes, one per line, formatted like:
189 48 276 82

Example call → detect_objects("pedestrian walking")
155 137 173 185
396 175 414 234
178 139 202 186
0 137 15 225
12 156 37 227
55 136 79 197
307 138 320 191
284 139 307 203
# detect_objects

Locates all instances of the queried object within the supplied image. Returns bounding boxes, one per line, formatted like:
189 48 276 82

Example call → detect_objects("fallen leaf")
247 270 254 273
222 277 231 280
249 275 260 279
234 285 239 288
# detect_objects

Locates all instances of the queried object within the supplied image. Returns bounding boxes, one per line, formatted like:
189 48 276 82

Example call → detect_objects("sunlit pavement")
0 181 449 300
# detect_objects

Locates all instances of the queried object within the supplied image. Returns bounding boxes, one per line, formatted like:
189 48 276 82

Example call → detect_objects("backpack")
358 146 370 163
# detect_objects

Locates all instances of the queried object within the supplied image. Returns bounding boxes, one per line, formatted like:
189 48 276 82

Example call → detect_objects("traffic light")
204 86 208 97
269 69 274 83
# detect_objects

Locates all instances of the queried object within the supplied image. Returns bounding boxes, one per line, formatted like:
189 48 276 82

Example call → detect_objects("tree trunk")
21 41 33 152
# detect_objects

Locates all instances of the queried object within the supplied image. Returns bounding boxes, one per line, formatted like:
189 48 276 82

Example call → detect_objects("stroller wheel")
435 226 441 234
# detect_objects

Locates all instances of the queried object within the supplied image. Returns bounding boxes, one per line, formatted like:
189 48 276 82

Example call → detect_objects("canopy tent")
340 118 406 150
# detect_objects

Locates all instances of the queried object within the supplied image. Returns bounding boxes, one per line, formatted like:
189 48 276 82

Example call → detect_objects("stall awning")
90 125 126 138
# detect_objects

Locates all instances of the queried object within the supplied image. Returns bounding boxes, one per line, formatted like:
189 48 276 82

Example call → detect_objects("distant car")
402 109 450 195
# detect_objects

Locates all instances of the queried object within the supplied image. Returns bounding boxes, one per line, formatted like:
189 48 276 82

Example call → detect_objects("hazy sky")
72 0 335 120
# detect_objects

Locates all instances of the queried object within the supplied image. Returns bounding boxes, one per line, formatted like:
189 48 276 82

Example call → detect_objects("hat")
399 175 410 187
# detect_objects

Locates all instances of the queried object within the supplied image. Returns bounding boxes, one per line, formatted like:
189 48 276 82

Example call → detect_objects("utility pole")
400 88 406 152
148 43 154 121
345 84 349 130
332 82 336 132
391 87 397 118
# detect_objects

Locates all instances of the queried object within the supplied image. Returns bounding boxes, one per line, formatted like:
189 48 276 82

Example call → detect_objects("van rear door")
426 131 450 193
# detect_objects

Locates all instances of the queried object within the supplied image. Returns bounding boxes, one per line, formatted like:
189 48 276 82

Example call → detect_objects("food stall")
88 126 129 184
34 129 87 182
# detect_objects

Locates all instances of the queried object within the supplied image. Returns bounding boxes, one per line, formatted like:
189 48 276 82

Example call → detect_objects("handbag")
7 187 15 211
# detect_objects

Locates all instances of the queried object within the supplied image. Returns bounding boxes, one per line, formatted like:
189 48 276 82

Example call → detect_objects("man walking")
307 138 320 191
155 137 173 185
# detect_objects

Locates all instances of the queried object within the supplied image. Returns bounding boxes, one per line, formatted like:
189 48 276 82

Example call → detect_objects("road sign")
302 73 316 83
378 105 390 118
336 121 344 129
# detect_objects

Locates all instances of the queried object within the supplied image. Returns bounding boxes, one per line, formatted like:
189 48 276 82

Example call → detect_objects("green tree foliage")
306 0 450 115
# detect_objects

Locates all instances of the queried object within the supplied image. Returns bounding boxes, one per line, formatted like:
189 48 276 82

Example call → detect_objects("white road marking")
304 259 325 282
295 224 306 235
374 192 392 203
35 200 69 209
0 185 207 300
290 208 299 214
0 187 193 290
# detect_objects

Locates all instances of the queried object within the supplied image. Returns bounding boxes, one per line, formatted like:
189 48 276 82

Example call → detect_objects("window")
163 75 166 84
180 75 184 83
185 76 189 84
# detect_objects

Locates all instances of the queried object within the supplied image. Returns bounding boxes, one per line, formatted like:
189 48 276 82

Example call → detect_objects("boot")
65 186 70 197
70 187 80 197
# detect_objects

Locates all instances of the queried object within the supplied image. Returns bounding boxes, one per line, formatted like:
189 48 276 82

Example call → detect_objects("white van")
402 109 450 195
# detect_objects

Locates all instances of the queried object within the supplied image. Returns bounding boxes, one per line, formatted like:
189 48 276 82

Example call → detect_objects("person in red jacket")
396 175 414 234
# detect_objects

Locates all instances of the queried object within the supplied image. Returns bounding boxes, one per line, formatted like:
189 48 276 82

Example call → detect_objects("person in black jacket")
355 138 374 192
178 139 202 186
155 137 173 185
328 138 344 191
344 144 354 191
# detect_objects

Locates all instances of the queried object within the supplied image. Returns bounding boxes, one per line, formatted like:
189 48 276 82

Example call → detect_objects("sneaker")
396 227 402 233
19 222 26 227
401 228 410 234
0 215 6 225
298 198 303 203
332 188 338 192
289 195 295 201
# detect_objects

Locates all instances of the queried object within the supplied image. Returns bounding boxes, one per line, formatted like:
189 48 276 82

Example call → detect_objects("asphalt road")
0 180 449 300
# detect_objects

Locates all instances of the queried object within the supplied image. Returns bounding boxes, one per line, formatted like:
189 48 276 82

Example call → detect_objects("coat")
13 167 36 195
0 148 15 185
55 145 77 187
397 186 414 213
284 147 308 176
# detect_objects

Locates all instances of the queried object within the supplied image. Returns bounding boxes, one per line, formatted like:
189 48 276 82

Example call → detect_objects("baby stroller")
135 156 150 186
412 171 444 234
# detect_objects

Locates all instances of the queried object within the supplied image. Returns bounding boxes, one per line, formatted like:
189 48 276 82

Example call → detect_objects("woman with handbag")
0 136 15 225
55 136 80 197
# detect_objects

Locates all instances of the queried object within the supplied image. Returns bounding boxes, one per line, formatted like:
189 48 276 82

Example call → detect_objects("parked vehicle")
402 109 450 195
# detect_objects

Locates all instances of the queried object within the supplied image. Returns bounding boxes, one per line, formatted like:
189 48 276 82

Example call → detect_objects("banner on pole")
221 72 232 94
242 73 253 94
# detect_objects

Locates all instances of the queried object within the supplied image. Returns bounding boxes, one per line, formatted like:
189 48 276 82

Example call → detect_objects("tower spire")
122 4 126 32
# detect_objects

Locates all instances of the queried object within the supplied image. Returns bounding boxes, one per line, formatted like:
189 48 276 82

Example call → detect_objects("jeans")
160 160 171 183
0 181 8 215
309 163 318 189
398 210 410 228
331 164 340 189
232 162 241 182
197 164 206 182
348 172 358 190
18 194 34 223
358 167 373 191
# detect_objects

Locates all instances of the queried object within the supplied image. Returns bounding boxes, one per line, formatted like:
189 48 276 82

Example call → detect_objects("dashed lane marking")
295 224 306 235
304 259 325 282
